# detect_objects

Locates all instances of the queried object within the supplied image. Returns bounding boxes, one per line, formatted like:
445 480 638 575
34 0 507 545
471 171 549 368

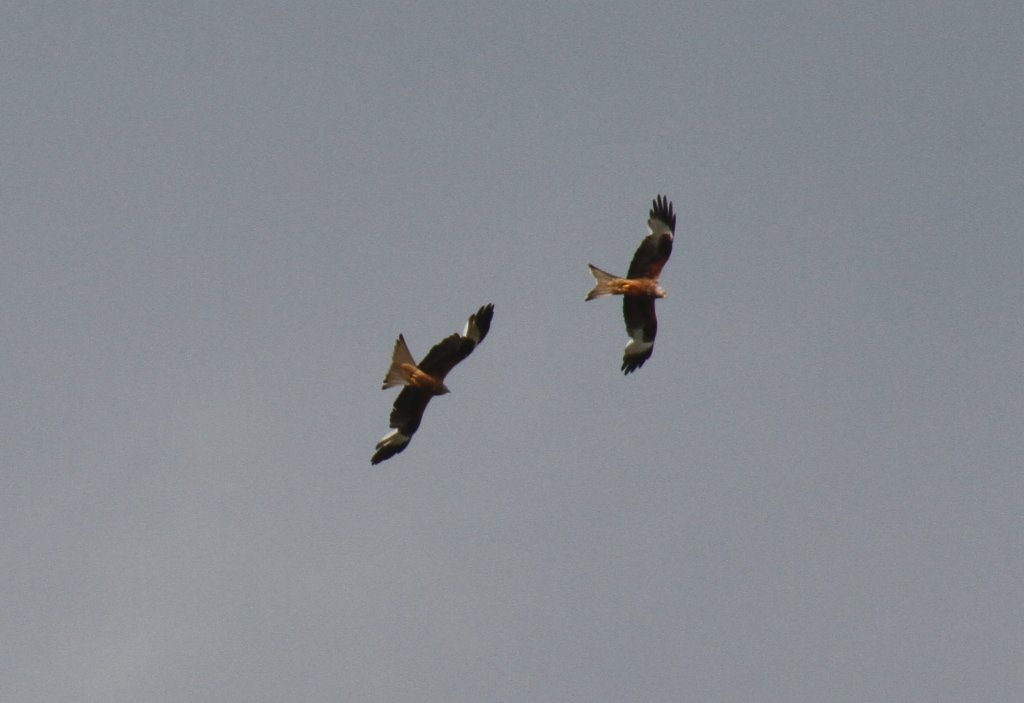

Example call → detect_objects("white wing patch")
462 315 483 343
376 428 410 451
622 330 655 374
647 216 674 239
624 337 654 356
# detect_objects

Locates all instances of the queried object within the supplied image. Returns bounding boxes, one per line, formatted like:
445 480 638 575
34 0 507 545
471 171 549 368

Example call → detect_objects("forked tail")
585 264 619 301
381 334 417 389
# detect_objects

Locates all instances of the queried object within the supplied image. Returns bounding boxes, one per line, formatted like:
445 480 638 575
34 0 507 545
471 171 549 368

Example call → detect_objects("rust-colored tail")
585 265 619 301
381 334 417 389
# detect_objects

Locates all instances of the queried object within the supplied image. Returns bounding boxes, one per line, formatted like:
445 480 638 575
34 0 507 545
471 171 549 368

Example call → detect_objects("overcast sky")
3 2 1022 701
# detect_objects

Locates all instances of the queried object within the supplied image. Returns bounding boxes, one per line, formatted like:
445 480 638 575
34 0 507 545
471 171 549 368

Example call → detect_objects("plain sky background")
3 2 1022 701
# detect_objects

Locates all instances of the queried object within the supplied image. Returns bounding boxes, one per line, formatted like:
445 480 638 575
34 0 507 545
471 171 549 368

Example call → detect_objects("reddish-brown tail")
585 264 619 301
381 334 417 389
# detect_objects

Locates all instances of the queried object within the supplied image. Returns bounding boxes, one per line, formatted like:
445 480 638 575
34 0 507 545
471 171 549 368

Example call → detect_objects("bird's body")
381 335 451 395
585 268 665 300
586 195 676 374
393 363 447 393
372 304 494 465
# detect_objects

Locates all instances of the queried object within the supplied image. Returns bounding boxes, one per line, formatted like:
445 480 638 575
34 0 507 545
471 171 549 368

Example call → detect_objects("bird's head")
652 284 668 299
436 382 451 396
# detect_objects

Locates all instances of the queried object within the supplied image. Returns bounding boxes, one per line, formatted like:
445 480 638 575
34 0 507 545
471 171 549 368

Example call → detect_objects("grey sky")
3 2 1022 701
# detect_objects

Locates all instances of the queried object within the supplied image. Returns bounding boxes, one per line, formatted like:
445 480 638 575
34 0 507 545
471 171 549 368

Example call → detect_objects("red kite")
586 195 675 374
372 304 494 465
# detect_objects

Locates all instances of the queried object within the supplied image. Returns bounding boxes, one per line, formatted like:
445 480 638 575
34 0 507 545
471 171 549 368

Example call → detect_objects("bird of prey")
372 304 494 465
585 195 675 374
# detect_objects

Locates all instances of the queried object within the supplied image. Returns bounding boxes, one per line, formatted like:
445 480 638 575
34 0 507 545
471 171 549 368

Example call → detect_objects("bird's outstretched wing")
622 296 657 374
626 195 675 279
416 303 494 379
371 386 432 464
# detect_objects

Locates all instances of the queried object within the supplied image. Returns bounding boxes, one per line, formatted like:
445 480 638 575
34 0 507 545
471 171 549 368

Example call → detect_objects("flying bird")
586 195 675 374
372 304 494 465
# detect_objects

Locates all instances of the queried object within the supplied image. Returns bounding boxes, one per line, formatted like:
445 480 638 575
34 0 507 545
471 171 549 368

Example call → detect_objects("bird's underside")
585 195 675 374
585 267 664 300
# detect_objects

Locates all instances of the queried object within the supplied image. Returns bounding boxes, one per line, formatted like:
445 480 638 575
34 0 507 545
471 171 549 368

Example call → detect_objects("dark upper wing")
388 386 431 436
416 334 468 380
621 296 657 374
626 195 675 279
417 303 495 380
370 386 432 464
